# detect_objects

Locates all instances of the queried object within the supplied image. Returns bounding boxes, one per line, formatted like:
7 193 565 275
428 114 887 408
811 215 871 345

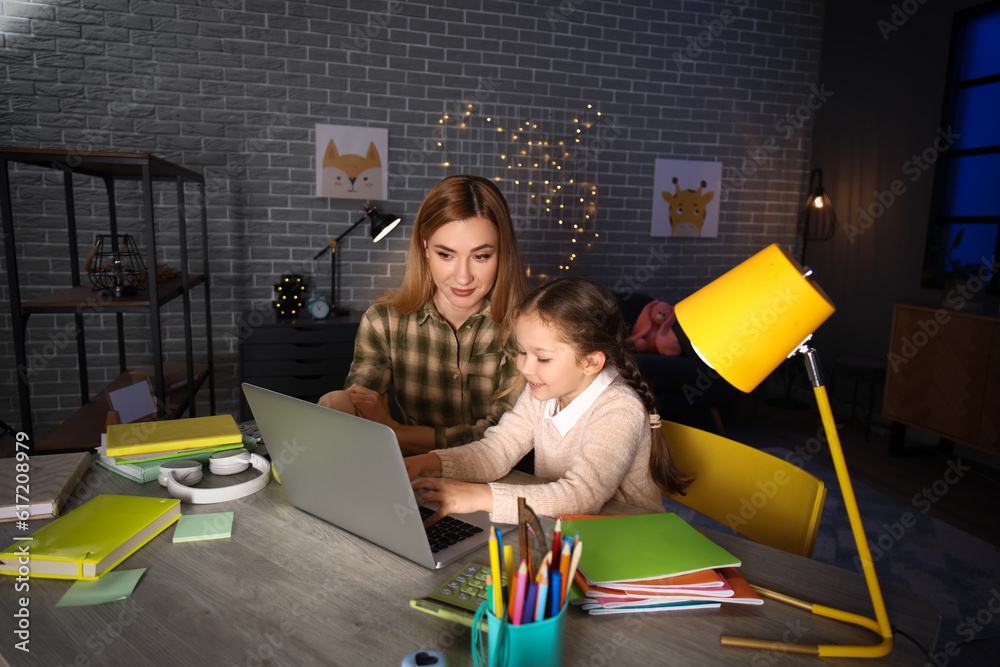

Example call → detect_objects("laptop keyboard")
420 506 484 554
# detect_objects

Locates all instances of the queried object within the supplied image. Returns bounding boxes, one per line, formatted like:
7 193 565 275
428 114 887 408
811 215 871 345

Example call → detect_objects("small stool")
831 355 887 441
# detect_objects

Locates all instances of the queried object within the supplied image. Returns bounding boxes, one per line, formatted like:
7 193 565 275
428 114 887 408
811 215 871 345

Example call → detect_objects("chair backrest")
661 420 827 558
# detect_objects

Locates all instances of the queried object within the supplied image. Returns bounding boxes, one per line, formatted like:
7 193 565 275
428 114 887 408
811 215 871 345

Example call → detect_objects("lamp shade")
370 210 401 243
674 244 835 393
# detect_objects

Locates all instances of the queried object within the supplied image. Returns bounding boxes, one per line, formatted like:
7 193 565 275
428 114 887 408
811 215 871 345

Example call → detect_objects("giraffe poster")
652 159 723 238
315 124 389 200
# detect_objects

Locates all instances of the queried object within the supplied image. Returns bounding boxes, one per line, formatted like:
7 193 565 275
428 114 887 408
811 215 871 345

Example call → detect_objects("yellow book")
0 495 180 580
105 414 242 458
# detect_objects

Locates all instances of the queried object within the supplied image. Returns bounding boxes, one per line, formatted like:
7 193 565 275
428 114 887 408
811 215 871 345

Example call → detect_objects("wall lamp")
798 168 837 264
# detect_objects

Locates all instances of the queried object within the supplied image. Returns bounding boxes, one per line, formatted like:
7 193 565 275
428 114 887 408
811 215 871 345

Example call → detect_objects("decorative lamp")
313 203 402 316
798 168 837 264
674 244 893 659
86 234 147 297
273 274 307 319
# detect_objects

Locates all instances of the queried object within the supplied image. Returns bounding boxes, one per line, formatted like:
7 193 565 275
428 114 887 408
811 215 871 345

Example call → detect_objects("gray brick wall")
1 0 825 432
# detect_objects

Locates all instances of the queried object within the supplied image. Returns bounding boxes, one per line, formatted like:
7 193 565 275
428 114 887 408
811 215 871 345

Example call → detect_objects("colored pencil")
512 560 528 626
550 518 562 562
550 571 562 618
535 567 549 622
564 538 583 603
535 558 549 584
488 527 504 616
558 539 572 608
504 544 516 621
522 582 538 624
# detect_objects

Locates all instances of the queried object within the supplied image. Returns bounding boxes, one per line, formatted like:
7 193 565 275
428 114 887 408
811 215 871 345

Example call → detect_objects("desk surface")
0 461 939 666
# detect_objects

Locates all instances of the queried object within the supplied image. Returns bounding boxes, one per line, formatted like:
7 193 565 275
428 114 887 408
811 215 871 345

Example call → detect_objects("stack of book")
97 414 245 483
563 513 762 615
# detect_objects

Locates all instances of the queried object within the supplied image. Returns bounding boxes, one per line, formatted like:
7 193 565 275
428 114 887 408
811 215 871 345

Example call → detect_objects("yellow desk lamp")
674 243 893 658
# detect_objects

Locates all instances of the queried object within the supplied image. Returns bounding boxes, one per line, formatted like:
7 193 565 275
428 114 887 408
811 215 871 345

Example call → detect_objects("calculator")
409 562 506 630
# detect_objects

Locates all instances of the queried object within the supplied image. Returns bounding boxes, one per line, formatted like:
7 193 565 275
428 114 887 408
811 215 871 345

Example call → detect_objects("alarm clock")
307 295 331 319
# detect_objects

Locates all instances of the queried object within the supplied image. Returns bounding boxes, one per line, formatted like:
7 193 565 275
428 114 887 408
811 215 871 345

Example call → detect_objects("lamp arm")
722 347 894 658
807 348 894 652
802 346 825 387
313 212 370 260
334 212 371 245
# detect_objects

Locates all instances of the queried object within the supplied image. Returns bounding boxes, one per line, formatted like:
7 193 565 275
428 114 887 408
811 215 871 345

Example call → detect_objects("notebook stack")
96 415 246 484
562 513 762 615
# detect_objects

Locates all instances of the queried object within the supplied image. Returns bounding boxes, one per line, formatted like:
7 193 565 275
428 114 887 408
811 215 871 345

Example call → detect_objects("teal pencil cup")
471 599 568 667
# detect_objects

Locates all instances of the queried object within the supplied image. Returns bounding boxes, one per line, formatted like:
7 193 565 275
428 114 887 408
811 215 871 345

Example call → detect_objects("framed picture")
315 124 389 200
651 159 723 238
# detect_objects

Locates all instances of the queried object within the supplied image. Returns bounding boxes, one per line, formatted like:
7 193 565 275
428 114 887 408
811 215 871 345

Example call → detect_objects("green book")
95 458 160 484
113 441 246 464
561 513 741 584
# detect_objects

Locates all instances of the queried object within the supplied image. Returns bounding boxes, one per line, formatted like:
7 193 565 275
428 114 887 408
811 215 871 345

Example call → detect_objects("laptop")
242 383 510 569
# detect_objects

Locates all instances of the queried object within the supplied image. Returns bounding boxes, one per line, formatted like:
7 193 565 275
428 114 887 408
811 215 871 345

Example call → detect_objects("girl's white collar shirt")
542 367 619 436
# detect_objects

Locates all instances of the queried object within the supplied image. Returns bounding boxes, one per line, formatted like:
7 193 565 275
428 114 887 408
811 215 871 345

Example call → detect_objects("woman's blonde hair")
378 175 529 323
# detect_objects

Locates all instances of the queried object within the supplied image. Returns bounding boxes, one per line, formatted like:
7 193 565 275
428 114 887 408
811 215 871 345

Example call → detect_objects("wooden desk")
0 463 939 666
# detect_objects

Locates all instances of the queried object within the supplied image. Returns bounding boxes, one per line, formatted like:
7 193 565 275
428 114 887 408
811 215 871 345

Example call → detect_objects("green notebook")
0 495 180 580
561 513 741 584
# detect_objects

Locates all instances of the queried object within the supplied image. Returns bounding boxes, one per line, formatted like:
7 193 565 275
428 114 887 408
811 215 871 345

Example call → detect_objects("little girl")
405 277 691 525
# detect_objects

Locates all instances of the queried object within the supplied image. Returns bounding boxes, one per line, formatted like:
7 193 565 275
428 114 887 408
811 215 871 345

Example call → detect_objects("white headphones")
159 449 271 504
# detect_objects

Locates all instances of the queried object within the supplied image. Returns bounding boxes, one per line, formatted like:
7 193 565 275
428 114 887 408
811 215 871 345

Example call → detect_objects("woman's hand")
345 385 397 427
411 478 493 527
404 453 441 481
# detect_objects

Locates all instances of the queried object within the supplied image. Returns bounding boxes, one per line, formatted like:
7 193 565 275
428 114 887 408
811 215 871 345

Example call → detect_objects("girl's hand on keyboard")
410 478 493 527
404 452 442 480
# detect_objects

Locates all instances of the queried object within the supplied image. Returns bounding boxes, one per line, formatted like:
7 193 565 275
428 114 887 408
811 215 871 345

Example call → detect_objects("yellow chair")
660 420 827 558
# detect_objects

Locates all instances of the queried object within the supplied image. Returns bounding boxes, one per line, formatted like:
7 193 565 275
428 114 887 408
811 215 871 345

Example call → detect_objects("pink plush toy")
627 300 682 356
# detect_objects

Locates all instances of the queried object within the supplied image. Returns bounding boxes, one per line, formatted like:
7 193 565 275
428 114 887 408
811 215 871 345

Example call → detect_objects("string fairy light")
436 100 605 273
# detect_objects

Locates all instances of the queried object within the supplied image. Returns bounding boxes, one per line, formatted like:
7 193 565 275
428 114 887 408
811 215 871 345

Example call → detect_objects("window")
922 1 1000 294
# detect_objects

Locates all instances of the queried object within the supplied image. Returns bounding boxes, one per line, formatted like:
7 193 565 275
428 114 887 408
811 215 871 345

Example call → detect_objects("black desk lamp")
313 203 401 316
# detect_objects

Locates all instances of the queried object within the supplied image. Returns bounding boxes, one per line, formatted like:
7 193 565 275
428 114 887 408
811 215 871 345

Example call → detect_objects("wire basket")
86 234 147 297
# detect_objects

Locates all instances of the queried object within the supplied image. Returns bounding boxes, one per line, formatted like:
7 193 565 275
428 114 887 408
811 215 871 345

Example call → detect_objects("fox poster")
315 124 389 201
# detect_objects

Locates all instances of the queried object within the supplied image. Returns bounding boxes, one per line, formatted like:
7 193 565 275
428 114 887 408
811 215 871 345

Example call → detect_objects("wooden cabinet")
883 303 1000 455
1 148 215 451
239 313 361 420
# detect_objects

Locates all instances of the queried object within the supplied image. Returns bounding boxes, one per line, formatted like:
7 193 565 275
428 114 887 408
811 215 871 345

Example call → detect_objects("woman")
318 175 529 454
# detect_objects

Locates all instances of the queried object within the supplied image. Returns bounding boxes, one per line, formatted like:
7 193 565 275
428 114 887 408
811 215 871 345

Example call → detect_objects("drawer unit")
239 312 362 420
883 303 1000 456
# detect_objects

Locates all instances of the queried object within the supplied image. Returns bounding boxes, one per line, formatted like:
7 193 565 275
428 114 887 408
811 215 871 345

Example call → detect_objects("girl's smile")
515 313 604 410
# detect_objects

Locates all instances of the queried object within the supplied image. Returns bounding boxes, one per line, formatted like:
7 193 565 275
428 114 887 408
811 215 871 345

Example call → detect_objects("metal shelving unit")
1 148 215 451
